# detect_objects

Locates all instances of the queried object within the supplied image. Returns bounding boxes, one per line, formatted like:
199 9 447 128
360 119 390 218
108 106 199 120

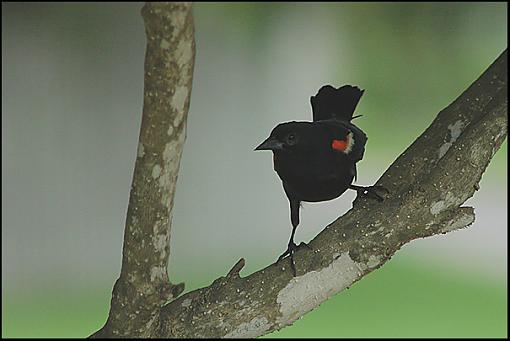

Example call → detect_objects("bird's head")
254 122 310 153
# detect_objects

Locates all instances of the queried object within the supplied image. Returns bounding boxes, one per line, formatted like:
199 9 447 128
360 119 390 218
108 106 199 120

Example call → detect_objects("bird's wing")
344 121 367 163
310 85 364 122
320 120 367 163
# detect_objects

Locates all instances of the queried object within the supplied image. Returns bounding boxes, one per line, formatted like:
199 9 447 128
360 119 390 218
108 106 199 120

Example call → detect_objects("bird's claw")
299 241 313 251
356 185 388 202
277 241 312 276
277 241 297 262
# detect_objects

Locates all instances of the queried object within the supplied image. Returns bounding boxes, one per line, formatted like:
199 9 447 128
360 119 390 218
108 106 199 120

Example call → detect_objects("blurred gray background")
2 2 507 337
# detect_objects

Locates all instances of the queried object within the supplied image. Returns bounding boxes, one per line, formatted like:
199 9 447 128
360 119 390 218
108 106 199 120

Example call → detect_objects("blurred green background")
2 2 507 338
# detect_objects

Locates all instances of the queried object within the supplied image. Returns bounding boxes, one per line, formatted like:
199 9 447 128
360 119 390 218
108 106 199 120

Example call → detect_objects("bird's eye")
286 133 297 145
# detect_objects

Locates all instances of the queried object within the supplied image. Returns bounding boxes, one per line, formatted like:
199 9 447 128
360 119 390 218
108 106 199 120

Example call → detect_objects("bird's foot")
350 185 388 202
277 241 312 276
298 241 313 251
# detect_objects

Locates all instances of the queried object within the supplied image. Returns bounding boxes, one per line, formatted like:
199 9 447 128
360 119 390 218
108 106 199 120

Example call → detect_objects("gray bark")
91 1 507 338
90 2 195 338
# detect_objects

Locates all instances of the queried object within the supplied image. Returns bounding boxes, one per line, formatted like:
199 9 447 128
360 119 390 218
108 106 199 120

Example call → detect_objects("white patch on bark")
171 86 188 125
137 143 145 158
156 132 185 208
151 219 171 261
153 219 165 235
129 216 139 232
224 316 271 338
159 140 179 207
438 144 450 160
152 164 162 179
430 192 458 216
167 124 174 136
430 201 445 216
168 10 186 39
440 211 475 233
181 298 192 308
438 120 465 159
276 252 365 325
150 266 166 282
367 255 382 268
449 120 464 140
176 38 193 67
160 38 170 50
469 139 490 162
153 232 167 252
162 141 178 164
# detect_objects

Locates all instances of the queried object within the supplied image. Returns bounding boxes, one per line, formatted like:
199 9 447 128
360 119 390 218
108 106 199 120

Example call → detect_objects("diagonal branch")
156 50 507 338
90 2 506 338
91 2 195 338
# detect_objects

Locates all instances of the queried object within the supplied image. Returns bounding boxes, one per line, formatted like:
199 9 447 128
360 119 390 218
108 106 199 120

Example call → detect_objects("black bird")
255 85 385 276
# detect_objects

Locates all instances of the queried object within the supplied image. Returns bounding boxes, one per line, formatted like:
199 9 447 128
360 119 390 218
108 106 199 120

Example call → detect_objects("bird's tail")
310 85 364 122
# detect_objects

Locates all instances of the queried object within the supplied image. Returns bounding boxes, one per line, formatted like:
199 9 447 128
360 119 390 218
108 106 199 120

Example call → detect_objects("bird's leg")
278 226 304 277
349 184 388 202
277 200 311 276
277 224 299 262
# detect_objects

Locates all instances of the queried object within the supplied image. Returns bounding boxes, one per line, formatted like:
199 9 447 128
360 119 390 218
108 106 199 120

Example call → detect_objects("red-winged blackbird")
255 85 385 276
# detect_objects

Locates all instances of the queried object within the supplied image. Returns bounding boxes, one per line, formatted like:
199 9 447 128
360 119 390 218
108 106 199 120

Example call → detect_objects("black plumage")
255 85 385 276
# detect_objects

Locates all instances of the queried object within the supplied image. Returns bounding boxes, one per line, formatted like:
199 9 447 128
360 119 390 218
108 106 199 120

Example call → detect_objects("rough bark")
90 2 195 338
91 1 507 338
156 49 507 338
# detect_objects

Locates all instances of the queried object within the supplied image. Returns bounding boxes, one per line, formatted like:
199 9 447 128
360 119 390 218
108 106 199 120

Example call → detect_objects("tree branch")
91 2 506 337
156 49 507 338
90 2 195 338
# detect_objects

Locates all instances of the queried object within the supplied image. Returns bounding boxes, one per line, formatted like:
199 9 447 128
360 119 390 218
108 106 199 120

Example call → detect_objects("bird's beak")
254 137 284 151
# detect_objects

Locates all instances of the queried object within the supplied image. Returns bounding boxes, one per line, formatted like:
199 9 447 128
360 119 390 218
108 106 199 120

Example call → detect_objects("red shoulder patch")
332 139 348 152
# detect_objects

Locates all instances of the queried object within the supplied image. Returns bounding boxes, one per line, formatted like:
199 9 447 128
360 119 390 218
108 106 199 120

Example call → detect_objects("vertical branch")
91 2 195 338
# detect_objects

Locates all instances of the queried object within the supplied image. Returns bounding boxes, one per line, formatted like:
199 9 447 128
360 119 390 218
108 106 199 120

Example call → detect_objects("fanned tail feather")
310 85 364 122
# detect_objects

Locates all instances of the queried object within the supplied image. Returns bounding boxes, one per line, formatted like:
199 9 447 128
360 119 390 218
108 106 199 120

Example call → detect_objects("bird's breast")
273 151 355 202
